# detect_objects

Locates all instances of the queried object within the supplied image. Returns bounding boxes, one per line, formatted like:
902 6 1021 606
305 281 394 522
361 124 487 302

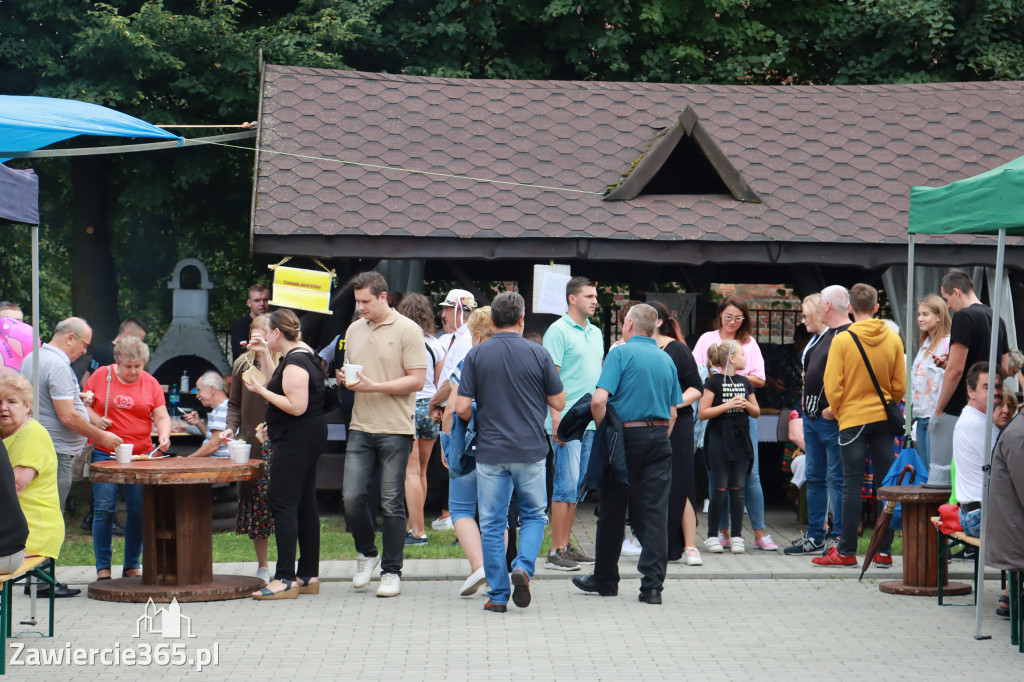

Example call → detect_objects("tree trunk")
71 156 119 367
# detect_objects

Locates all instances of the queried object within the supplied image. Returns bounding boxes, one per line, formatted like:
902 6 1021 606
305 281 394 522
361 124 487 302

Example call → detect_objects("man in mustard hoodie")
815 283 906 567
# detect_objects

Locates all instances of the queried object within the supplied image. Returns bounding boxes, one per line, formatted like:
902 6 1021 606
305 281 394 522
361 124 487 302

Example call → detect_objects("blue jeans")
343 430 413 576
959 505 981 537
744 416 765 531
448 469 478 522
91 449 143 572
803 416 844 541
914 417 931 469
476 460 548 605
551 431 594 503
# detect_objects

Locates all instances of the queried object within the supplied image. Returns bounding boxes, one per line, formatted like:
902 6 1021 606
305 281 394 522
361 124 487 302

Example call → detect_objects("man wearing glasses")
19 317 123 598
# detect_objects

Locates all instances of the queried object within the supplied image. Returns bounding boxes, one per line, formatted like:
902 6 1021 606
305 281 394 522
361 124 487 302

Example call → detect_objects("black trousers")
268 418 326 581
594 426 672 592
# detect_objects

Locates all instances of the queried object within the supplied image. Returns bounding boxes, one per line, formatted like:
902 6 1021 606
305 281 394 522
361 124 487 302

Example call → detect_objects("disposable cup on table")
229 442 251 463
115 444 133 464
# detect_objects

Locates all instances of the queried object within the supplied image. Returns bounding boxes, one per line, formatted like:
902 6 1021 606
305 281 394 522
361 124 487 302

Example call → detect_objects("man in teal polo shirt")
542 276 604 571
572 304 681 605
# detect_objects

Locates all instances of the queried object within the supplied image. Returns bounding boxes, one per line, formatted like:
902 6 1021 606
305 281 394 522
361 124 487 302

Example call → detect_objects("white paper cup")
229 442 251 463
343 363 363 386
115 444 133 464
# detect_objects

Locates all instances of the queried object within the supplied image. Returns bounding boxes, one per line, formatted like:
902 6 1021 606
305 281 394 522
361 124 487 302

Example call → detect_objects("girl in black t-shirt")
698 341 760 554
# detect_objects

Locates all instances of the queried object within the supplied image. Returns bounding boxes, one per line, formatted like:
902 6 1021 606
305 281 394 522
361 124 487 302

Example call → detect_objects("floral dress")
235 438 274 540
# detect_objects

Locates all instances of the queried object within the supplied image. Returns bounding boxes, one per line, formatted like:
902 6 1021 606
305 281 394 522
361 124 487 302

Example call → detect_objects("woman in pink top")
692 296 777 551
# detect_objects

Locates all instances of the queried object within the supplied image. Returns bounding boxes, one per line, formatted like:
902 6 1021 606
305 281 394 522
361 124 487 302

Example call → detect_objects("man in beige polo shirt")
338 271 428 598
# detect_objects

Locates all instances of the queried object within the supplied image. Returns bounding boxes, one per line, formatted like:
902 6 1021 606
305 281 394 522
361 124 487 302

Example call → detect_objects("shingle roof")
252 65 1024 266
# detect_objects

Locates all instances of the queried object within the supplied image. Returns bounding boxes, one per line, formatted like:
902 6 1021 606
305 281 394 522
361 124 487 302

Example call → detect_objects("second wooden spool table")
88 457 263 603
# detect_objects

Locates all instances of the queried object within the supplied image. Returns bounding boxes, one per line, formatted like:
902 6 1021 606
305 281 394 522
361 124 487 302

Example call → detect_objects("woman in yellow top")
0 372 65 562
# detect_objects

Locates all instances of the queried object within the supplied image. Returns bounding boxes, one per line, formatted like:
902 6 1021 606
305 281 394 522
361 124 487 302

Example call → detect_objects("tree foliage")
3 0 1024 344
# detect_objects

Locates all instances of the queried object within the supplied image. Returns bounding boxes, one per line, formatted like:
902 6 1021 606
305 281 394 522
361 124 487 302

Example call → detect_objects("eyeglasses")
722 314 744 323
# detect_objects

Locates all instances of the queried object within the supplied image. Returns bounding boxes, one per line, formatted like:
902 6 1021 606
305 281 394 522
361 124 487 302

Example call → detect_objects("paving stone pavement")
6 508 1019 679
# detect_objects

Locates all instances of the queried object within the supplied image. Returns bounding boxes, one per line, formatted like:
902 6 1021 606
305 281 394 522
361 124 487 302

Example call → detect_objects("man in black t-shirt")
784 285 852 556
230 283 270 361
931 269 1009 470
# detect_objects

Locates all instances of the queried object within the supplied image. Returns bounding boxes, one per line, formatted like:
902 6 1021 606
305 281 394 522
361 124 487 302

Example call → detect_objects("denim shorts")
448 469 478 522
414 398 439 440
959 505 982 538
551 431 594 503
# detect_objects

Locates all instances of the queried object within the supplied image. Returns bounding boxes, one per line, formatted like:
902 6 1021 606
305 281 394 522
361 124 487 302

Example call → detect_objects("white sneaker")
460 567 487 596
703 536 724 553
431 516 454 530
620 537 642 556
353 552 381 589
731 537 746 554
256 566 271 584
684 546 703 566
376 573 401 597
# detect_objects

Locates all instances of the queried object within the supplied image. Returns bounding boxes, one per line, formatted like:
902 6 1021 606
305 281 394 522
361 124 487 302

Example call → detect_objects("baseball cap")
440 289 477 309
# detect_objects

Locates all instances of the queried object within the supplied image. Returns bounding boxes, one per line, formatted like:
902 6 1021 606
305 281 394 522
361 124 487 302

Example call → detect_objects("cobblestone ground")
7 508 1018 680
5 575 1019 680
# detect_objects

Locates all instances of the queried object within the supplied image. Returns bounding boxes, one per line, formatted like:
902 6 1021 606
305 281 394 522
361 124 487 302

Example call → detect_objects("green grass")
857 532 902 557
58 510 554 567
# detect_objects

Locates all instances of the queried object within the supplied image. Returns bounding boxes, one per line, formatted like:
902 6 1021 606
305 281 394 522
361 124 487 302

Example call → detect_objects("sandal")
296 577 321 595
253 578 299 600
96 570 112 581
123 568 142 579
997 594 1010 618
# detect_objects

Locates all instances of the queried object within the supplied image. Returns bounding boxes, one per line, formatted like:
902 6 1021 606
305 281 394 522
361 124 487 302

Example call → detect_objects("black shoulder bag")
847 331 905 437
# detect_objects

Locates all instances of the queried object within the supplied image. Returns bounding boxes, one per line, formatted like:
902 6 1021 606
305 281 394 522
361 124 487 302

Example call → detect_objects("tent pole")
31 223 40 420
905 236 914 436
975 227 1006 640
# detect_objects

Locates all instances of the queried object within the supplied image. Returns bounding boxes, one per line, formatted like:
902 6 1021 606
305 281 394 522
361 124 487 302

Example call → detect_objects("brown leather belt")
622 419 669 428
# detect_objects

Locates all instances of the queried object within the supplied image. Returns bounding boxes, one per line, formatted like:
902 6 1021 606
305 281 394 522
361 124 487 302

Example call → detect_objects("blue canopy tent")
0 96 180 415
907 154 1024 640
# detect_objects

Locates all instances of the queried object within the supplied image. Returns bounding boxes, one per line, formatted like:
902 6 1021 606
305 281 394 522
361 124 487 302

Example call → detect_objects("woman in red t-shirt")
83 336 171 580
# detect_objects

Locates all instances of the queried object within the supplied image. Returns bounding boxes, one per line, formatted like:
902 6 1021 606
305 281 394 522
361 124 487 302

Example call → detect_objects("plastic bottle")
180 370 190 393
169 384 180 408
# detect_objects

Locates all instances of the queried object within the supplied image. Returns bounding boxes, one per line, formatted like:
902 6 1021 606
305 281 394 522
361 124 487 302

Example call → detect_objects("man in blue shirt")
572 304 681 605
456 292 565 613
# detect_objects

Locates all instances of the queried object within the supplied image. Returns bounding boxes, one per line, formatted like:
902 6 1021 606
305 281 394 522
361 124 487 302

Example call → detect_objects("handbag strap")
846 331 890 409
104 366 112 417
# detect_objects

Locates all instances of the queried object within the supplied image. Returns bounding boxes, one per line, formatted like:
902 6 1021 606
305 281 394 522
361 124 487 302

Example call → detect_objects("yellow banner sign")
270 265 333 314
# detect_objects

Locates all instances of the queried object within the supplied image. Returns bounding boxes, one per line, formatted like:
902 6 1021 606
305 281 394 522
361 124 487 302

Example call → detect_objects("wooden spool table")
88 457 263 603
877 485 971 597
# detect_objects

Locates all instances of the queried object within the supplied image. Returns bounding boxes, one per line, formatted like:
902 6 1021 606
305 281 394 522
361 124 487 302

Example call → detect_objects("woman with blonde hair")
225 314 279 584
0 372 64 574
83 336 170 581
911 294 951 468
441 307 497 597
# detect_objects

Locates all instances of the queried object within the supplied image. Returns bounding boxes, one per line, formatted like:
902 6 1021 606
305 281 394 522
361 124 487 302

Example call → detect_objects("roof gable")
605 106 760 203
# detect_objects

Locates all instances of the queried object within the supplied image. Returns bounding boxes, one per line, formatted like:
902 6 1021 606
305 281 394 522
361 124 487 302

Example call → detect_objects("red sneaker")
873 553 892 568
812 546 857 567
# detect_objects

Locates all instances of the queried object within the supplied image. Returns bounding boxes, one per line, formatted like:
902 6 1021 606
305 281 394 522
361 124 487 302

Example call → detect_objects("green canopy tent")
908 154 1024 640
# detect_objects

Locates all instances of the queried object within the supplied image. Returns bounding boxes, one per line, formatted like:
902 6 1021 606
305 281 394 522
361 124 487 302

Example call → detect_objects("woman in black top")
243 309 327 599
0 439 29 574
650 302 704 565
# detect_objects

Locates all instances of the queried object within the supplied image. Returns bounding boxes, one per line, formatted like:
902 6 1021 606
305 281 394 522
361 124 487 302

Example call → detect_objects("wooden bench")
0 556 55 675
